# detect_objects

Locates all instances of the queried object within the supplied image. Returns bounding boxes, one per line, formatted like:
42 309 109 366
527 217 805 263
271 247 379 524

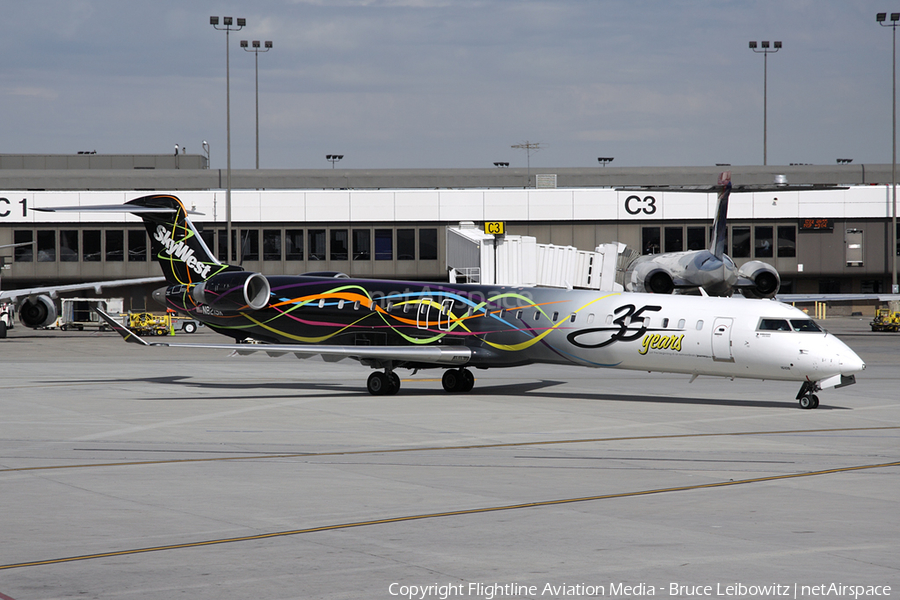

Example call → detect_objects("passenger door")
712 317 734 362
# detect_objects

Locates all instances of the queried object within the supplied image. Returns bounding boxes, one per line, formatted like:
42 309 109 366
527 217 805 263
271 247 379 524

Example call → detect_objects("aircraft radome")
39 195 865 409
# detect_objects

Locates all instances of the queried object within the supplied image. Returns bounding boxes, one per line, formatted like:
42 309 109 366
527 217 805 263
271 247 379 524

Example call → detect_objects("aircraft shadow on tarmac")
47 375 846 410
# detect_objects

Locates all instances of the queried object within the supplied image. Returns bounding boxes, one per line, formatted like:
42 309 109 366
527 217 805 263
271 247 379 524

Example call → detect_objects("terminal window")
285 229 304 260
375 229 393 260
754 226 773 258
263 230 282 261
37 230 56 262
687 226 706 251
664 227 683 252
419 228 438 260
308 229 326 261
330 229 349 261
83 230 101 262
353 229 371 260
731 226 750 258
777 226 796 258
105 230 124 262
13 230 32 261
397 229 415 260
642 227 660 255
240 229 259 261
128 230 147 262
60 230 79 262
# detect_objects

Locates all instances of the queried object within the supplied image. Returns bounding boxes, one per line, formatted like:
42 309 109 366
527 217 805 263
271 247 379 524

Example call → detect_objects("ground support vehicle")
128 312 172 336
871 308 900 332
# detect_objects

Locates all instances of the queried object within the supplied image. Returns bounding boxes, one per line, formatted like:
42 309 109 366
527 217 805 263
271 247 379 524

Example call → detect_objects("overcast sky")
2 1 896 170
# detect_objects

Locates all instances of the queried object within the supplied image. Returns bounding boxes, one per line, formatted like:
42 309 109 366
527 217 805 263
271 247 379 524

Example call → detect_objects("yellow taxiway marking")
2 425 898 474
2 458 898 571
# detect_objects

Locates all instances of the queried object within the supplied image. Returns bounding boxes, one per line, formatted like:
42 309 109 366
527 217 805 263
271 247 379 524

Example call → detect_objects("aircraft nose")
842 349 866 374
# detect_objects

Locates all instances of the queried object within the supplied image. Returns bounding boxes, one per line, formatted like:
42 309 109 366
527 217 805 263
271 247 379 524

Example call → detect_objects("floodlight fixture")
210 15 246 263
749 39 782 165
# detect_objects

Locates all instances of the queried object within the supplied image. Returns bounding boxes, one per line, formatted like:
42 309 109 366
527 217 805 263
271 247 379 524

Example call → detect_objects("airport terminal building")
1 154 898 310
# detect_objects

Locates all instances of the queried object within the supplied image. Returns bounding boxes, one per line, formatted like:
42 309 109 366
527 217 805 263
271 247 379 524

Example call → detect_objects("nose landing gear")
796 381 820 409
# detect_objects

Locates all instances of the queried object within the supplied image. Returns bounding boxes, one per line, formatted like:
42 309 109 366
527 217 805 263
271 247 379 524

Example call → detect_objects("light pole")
878 12 900 294
210 15 245 263
326 154 343 168
241 39 273 170
597 157 614 167
749 40 781 166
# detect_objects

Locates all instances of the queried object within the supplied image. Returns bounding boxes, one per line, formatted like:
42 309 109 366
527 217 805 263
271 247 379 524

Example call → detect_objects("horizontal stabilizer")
95 308 151 346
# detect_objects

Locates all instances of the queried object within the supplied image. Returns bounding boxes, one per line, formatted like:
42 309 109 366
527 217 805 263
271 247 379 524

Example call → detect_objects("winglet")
95 308 150 346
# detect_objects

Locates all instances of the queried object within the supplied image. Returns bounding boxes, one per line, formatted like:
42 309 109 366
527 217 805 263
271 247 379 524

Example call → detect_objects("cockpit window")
758 318 791 331
790 319 822 332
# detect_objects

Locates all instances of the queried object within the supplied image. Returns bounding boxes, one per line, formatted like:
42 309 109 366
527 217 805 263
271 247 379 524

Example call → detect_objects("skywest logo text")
154 225 212 279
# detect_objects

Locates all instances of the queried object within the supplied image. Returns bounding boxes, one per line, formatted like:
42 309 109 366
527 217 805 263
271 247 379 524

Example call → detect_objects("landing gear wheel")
460 368 475 392
442 368 475 393
799 394 819 409
442 369 461 393
367 372 389 396
386 372 401 395
367 371 400 396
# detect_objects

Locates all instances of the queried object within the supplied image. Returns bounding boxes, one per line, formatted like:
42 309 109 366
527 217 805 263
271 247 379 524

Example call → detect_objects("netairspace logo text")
387 581 893 600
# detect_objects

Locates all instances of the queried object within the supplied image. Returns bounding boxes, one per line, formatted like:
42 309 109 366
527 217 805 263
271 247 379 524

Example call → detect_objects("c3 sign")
624 195 657 216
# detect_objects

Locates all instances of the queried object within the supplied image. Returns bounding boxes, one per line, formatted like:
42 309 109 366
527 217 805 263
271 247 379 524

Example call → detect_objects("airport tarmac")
1 318 898 599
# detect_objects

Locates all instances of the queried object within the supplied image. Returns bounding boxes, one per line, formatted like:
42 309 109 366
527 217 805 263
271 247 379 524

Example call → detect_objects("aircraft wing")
777 293 900 303
1 277 165 304
94 308 472 366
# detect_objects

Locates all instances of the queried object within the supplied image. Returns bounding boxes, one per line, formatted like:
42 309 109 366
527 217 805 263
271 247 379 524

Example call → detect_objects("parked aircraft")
40 195 865 409
622 172 781 298
0 242 164 339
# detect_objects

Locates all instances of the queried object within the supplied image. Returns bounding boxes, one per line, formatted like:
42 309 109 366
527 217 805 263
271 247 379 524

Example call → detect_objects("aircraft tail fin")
708 171 731 260
125 195 241 286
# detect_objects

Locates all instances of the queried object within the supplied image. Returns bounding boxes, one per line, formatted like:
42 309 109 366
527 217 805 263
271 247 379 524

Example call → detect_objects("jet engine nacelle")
625 260 675 294
18 295 58 328
191 271 271 313
737 260 781 299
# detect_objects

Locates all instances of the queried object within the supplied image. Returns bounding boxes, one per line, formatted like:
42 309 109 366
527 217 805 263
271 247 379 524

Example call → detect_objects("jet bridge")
447 222 629 291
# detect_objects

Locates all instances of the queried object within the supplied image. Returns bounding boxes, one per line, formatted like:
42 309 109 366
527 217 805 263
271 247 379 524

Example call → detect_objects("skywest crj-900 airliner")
39 195 865 409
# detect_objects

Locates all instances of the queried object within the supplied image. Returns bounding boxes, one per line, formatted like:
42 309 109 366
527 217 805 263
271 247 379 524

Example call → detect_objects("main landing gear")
796 381 820 410
367 371 401 396
442 368 475 393
365 367 476 395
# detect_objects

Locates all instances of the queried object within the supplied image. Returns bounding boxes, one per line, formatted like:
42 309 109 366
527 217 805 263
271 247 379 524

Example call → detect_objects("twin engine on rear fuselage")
158 271 272 315
624 254 780 299
191 271 271 313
